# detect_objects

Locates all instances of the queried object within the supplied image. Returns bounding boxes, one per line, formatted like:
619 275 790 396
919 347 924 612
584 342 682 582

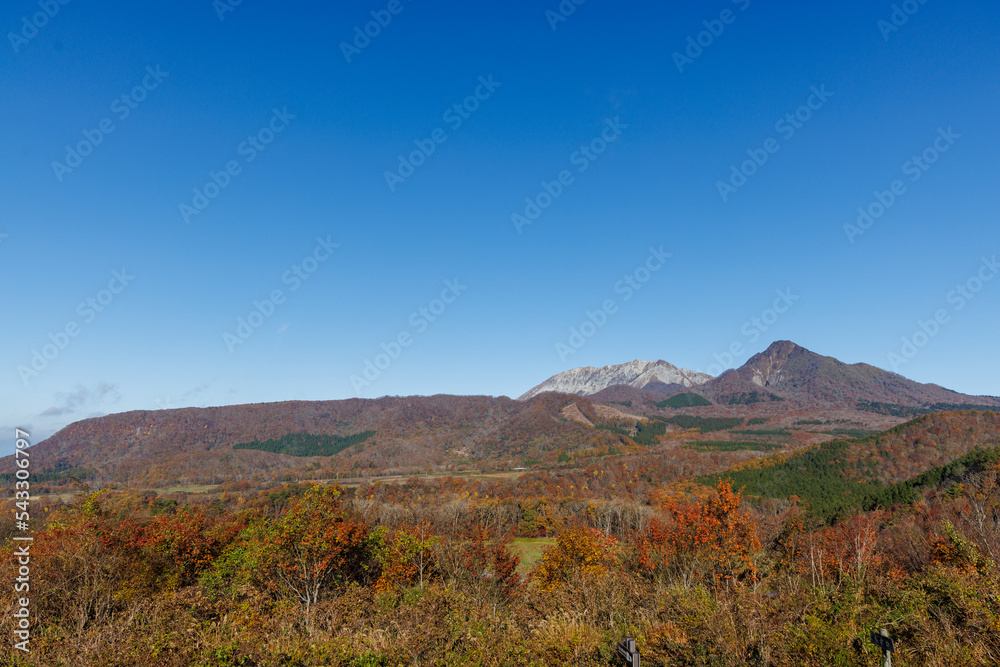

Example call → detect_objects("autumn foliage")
534 525 617 591
4 447 1000 665
373 523 437 590
263 486 370 619
636 480 761 586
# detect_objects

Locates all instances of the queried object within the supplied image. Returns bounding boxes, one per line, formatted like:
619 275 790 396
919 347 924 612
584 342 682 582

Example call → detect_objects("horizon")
4 0 999 455
8 336 1000 451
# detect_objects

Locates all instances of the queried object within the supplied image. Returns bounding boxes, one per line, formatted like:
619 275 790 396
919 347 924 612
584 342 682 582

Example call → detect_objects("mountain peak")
741 341 812 387
519 359 712 400
761 339 803 354
708 340 1000 407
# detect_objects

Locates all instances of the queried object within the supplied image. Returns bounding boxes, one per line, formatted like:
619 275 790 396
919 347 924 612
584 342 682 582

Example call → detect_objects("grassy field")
37 485 219 503
41 471 532 500
323 470 528 488
158 484 219 494
508 537 556 576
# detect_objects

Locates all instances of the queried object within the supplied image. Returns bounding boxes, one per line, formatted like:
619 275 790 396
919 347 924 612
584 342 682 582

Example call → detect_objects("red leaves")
784 510 891 586
135 507 244 585
462 528 521 592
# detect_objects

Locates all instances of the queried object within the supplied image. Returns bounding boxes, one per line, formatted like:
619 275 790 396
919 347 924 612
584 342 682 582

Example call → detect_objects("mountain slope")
519 360 712 400
4 394 630 488
14 341 1000 491
704 410 1000 519
703 340 1000 408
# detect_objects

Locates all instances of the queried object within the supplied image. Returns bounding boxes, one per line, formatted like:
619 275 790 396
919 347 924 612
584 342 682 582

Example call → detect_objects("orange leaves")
266 485 371 593
516 498 562 538
636 480 761 586
432 528 522 601
463 529 521 593
372 524 438 591
649 482 709 511
929 520 987 573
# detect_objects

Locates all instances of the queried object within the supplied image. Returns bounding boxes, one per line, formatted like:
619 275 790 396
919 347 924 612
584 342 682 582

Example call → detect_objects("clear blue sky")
3 0 999 453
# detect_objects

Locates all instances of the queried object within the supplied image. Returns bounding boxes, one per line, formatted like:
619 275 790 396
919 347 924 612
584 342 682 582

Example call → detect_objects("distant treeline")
233 431 375 457
795 418 851 426
857 400 999 418
654 393 712 408
632 420 667 445
698 439 880 522
870 445 1000 510
595 420 667 446
731 428 791 437
719 391 785 405
819 428 876 439
0 466 92 483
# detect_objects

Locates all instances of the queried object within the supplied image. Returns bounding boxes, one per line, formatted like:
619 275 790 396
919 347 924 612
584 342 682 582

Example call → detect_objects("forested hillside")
4 426 1000 665
703 410 1000 519
1 394 635 488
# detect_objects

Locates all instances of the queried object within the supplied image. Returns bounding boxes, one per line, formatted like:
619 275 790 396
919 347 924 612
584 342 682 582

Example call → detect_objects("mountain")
517 341 1000 414
703 340 1000 409
707 410 1000 519
518 360 712 400
6 394 628 488
11 340 1000 492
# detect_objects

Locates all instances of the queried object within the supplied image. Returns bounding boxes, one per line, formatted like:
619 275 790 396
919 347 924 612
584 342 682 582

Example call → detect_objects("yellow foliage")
533 525 616 591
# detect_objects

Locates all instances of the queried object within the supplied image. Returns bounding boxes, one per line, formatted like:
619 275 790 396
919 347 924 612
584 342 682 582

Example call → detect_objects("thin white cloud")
41 383 121 417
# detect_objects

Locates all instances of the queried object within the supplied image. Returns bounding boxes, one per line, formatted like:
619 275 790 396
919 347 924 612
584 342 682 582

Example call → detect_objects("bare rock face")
519 360 712 400
748 340 796 387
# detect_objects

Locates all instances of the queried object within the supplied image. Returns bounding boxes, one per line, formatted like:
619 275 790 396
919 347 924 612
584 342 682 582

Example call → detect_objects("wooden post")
615 636 640 667
879 628 892 667
870 628 894 667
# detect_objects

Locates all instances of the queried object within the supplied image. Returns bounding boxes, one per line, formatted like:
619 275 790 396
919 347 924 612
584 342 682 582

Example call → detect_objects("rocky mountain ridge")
519 359 712 400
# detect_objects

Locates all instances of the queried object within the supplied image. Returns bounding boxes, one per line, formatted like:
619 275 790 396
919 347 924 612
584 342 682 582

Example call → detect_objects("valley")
4 340 1000 665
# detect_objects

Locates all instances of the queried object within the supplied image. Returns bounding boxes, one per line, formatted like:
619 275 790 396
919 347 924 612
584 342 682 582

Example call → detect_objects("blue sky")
3 0 999 454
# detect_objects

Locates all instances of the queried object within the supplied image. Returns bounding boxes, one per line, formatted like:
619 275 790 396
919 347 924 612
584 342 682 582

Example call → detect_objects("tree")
454 527 521 604
534 524 617 591
636 480 761 587
137 505 243 589
373 522 438 590
262 484 371 632
959 464 1000 565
